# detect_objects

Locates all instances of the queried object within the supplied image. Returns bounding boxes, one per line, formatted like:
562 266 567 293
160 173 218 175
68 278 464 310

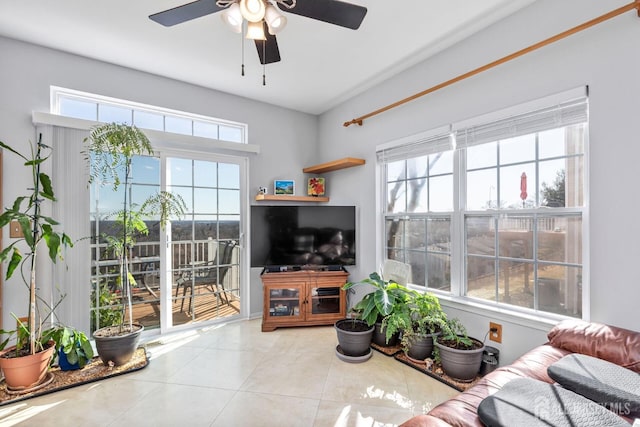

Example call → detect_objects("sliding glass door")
165 155 242 327
90 151 244 333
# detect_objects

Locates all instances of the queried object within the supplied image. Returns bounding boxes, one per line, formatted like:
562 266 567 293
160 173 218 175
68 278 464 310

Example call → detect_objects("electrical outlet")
9 220 24 238
489 322 502 343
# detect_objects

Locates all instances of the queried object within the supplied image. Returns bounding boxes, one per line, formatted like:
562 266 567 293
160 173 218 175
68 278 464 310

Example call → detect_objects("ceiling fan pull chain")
262 40 266 86
241 21 245 76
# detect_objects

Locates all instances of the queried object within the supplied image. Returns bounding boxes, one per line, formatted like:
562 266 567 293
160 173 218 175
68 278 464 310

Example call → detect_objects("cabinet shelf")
303 157 365 174
255 194 329 202
261 270 348 332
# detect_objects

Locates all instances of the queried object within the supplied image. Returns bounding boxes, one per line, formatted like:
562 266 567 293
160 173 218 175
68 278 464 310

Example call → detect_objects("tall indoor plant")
0 137 73 389
85 122 185 366
342 271 412 347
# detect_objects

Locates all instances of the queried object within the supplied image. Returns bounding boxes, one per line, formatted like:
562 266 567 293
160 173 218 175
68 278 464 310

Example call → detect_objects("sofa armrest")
547 319 640 372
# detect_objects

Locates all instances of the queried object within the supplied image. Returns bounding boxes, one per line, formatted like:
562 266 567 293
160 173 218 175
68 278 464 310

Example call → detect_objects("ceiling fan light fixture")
221 3 243 33
239 0 266 23
246 20 266 40
264 4 287 34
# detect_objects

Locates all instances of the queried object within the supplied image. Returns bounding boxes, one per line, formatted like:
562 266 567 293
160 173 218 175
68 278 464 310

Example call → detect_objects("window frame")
377 88 589 322
50 86 248 144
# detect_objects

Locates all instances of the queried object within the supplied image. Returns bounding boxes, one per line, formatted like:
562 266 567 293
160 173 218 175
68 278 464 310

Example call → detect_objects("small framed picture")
274 180 295 195
307 177 325 196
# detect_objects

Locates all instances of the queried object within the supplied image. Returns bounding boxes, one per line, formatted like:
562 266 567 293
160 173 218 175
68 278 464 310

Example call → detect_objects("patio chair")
175 240 236 313
382 259 412 286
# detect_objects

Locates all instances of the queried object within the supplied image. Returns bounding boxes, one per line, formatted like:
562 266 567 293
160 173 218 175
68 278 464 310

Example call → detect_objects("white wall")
0 36 317 329
317 0 640 364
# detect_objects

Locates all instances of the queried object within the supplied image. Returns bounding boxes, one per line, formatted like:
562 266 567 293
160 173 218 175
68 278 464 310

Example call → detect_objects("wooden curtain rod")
344 1 640 127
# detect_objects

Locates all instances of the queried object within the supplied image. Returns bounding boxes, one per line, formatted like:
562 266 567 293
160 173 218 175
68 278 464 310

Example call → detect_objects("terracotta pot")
93 323 144 366
0 343 55 390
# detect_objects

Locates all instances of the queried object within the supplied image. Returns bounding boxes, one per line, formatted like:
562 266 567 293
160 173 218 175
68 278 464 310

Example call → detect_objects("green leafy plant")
381 299 412 344
407 292 447 335
86 123 186 334
342 272 412 327
0 138 73 357
387 291 448 353
45 326 94 368
438 317 473 349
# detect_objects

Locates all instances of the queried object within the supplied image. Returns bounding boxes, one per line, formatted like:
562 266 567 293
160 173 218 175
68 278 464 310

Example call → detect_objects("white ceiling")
0 0 535 115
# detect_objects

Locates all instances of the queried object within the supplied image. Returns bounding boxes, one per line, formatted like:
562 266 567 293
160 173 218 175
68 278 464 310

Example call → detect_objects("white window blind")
455 96 588 149
377 132 453 163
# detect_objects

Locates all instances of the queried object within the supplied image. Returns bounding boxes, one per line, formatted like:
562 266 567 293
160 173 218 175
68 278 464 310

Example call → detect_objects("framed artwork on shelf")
274 180 295 195
307 177 325 196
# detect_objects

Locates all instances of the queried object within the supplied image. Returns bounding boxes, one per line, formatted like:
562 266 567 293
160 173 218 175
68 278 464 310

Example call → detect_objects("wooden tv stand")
261 269 348 332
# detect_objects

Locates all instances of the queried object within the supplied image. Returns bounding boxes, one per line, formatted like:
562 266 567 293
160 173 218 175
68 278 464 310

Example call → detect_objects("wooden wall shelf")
255 157 362 203
255 194 329 202
303 157 365 174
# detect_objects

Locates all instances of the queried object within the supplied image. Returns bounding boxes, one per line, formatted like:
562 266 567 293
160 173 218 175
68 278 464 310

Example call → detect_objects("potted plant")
334 317 374 362
47 326 94 371
85 122 185 366
434 317 485 381
385 291 447 361
0 137 73 390
342 272 412 347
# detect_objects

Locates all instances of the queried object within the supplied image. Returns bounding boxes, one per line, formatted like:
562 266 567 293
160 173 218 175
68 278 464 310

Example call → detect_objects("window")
379 90 587 318
379 131 455 292
51 86 247 144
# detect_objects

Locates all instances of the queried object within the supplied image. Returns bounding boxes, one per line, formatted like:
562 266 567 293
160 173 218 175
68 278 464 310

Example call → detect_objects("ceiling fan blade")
149 0 225 27
281 0 367 30
255 30 281 64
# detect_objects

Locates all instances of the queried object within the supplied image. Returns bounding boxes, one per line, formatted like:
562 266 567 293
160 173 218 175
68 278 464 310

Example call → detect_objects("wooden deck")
126 287 241 330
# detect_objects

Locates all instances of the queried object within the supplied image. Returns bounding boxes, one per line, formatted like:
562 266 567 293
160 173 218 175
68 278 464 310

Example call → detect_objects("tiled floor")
0 319 459 426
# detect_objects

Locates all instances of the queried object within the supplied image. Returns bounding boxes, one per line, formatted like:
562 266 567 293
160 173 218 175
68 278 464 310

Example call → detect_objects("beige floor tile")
211 390 319 427
0 377 158 426
322 353 414 410
111 383 235 426
167 347 264 389
240 349 334 399
274 325 337 354
129 342 205 382
314 400 415 427
400 363 459 416
199 320 286 352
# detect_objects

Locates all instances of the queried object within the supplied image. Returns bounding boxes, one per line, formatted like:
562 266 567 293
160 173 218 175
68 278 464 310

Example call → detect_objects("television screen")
251 205 356 267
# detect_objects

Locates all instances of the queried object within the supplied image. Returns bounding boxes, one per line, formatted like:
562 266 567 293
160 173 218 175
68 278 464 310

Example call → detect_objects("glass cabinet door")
268 287 301 318
310 286 341 315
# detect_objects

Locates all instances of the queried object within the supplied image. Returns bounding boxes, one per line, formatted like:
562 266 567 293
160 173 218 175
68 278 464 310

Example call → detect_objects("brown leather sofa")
400 319 640 427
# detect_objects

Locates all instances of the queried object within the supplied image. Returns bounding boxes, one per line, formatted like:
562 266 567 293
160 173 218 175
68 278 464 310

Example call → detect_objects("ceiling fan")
149 0 367 66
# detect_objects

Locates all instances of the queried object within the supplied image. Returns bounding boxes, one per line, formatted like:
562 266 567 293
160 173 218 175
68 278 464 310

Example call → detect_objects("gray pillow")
478 378 630 427
548 353 640 418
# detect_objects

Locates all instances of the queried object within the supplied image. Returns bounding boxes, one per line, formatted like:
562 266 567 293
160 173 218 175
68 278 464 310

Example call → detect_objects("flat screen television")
251 205 356 268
